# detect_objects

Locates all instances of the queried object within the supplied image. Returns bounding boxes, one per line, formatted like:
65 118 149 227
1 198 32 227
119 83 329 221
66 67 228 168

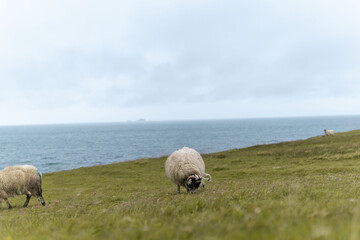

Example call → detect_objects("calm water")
0 116 359 173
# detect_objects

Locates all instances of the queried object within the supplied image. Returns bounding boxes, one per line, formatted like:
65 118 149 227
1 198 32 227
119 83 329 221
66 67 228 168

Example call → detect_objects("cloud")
1 0 360 124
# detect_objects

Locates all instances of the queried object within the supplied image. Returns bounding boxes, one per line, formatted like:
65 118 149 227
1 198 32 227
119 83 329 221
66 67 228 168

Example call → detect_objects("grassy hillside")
2 130 360 239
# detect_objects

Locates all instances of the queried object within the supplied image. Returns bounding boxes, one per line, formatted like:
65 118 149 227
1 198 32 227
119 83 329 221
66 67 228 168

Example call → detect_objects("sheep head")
185 174 202 194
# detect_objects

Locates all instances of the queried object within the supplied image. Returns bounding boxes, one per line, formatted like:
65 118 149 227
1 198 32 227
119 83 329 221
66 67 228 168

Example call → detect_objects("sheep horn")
186 174 202 185
186 177 192 185
204 173 212 181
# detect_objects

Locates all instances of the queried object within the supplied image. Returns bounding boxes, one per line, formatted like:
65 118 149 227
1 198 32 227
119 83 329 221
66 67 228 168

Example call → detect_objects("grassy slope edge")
1 130 360 239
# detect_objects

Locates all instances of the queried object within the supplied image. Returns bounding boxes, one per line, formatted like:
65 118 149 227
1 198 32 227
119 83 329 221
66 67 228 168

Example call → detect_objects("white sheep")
1 165 46 208
324 129 334 136
165 147 211 194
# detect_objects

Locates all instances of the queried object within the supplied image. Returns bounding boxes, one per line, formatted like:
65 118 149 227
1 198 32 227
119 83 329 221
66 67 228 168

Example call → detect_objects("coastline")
44 129 355 175
2 116 360 173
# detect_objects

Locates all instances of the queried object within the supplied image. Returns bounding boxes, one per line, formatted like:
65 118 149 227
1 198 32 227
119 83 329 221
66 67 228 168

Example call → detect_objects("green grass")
2 130 360 239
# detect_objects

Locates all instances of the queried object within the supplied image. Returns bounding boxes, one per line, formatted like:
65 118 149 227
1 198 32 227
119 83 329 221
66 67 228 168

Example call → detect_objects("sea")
0 115 359 173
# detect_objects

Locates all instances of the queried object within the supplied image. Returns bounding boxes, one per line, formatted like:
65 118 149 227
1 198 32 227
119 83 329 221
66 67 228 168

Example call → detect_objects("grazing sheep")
1 165 45 208
165 147 211 194
324 129 334 136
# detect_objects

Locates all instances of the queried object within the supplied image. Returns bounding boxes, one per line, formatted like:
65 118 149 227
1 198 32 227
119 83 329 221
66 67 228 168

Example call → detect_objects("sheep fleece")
324 129 334 136
165 147 206 187
0 170 28 199
4 165 42 197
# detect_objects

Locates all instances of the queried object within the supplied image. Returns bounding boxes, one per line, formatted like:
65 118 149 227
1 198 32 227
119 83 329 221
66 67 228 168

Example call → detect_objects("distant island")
126 118 147 123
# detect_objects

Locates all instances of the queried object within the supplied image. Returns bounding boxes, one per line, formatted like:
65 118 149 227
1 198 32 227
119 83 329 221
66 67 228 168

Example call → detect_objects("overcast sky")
1 0 360 125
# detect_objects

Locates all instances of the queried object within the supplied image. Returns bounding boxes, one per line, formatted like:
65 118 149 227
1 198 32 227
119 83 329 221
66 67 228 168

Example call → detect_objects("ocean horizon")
0 115 359 173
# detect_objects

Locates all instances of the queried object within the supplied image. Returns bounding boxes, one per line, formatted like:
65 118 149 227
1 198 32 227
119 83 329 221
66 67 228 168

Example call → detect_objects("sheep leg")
177 184 181 194
38 194 46 206
37 184 46 206
5 199 12 209
23 193 31 207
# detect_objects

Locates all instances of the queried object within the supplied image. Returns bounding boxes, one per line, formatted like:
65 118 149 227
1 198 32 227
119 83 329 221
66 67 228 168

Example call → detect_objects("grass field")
1 130 360 239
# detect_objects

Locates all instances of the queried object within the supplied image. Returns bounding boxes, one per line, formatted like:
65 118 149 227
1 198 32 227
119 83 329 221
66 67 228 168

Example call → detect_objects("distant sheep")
0 165 45 208
324 129 334 136
165 147 211 194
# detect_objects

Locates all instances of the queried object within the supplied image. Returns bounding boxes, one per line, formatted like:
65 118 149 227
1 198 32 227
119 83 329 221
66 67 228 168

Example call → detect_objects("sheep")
324 129 334 136
165 147 211 194
0 165 46 208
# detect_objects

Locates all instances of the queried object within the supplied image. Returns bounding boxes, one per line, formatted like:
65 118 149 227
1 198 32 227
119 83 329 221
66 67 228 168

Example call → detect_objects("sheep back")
165 147 206 187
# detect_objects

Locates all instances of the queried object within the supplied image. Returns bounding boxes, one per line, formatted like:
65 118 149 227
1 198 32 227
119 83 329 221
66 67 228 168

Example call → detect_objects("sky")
1 0 360 125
